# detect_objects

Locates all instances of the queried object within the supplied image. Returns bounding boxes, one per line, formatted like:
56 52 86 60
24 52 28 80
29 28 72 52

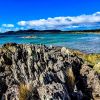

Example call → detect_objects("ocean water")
0 32 100 53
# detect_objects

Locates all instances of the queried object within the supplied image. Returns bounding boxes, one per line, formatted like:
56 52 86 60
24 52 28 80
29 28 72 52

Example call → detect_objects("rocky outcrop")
0 43 100 100
80 64 100 100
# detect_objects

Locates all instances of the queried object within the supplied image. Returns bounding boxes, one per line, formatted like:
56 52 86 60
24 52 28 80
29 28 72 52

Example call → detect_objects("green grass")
73 50 100 73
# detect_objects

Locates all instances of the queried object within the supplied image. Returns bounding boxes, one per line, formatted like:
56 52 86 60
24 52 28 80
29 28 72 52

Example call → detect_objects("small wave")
91 37 100 41
20 35 37 39
79 37 100 41
19 35 45 39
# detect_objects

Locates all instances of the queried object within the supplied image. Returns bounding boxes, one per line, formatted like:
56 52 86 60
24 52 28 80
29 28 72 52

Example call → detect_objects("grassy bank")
73 50 100 73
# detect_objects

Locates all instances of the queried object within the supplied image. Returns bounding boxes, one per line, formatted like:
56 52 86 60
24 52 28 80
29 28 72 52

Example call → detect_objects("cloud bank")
1 12 100 32
2 24 14 28
17 12 100 30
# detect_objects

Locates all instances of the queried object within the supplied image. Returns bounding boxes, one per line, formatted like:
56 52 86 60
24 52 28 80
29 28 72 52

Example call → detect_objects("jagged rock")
80 64 100 100
0 80 8 100
37 82 71 100
0 43 99 100
61 47 70 55
3 43 17 47
56 70 66 83
2 85 19 100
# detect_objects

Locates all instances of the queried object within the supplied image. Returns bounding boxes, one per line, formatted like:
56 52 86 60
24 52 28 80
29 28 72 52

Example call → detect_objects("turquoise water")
0 32 100 53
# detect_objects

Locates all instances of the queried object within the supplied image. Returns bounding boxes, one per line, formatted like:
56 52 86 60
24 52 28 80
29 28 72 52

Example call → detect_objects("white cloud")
17 21 26 26
0 28 2 32
0 24 15 32
2 24 14 28
17 12 100 30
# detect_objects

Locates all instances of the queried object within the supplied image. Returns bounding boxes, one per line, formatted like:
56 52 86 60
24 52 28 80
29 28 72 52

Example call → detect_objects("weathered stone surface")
0 43 99 100
80 64 100 100
37 82 71 100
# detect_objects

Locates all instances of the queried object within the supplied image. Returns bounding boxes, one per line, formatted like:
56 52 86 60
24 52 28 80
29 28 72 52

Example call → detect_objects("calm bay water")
0 32 100 53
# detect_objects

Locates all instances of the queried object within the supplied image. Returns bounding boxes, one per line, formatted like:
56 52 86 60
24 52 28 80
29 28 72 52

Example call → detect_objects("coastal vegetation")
19 84 30 100
72 50 100 73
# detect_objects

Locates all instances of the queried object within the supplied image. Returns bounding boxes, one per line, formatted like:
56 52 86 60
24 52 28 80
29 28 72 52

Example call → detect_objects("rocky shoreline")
0 43 100 100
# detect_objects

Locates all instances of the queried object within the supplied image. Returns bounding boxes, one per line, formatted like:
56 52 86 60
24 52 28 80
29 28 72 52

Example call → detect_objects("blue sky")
0 0 100 32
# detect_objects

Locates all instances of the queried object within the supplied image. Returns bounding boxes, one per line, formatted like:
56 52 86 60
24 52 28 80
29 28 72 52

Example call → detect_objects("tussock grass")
93 62 100 73
66 67 75 92
73 50 100 73
73 50 100 65
19 83 31 100
83 54 100 65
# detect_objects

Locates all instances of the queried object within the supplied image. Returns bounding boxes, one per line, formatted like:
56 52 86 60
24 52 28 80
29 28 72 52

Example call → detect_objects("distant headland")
1 29 100 34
